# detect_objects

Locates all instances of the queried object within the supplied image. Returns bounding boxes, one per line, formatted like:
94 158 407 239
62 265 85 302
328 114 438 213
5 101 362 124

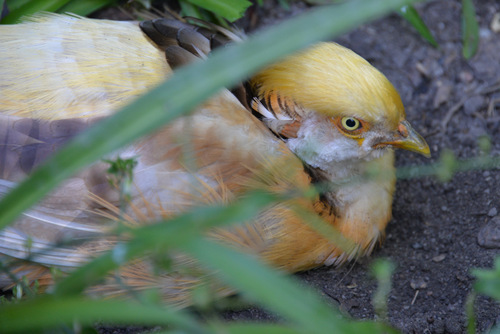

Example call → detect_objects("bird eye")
341 117 361 131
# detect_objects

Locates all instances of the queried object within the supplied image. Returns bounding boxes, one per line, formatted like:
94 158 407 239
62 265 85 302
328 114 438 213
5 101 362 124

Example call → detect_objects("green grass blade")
221 324 301 334
290 203 356 253
371 259 396 319
57 0 117 16
0 296 207 333
0 0 5 18
0 0 422 230
182 238 353 334
465 292 476 334
462 0 479 59
472 257 500 301
186 0 251 22
53 191 276 296
1 0 72 23
183 238 399 333
398 5 438 47
3 0 31 16
348 321 400 333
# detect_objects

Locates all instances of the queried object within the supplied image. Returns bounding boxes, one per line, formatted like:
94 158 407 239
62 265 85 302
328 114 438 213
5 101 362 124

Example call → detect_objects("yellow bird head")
250 42 430 171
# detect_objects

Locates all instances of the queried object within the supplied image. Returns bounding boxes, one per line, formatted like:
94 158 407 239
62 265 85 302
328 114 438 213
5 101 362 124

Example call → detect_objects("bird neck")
305 151 389 207
308 150 396 250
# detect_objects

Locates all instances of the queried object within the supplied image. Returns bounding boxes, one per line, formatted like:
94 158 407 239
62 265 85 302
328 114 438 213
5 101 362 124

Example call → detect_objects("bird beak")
376 120 431 157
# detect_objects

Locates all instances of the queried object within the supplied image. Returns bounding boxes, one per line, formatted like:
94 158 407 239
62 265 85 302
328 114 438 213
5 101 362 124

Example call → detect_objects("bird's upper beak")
376 120 431 157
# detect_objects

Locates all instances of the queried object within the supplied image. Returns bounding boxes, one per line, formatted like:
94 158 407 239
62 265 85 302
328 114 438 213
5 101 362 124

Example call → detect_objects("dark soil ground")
34 0 500 333
219 1 500 333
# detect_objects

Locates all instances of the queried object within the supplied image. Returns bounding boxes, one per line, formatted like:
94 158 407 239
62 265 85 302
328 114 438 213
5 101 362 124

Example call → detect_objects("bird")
0 13 430 306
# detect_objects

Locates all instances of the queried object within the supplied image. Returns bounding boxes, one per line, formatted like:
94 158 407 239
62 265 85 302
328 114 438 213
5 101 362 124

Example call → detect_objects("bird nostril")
398 122 409 138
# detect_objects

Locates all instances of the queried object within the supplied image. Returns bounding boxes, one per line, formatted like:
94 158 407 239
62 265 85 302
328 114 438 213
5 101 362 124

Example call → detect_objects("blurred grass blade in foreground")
53 191 276 296
0 297 206 333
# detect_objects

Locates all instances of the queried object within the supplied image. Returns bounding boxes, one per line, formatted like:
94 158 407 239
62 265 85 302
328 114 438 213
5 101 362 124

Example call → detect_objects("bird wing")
0 87 320 299
0 13 169 120
0 14 244 120
0 114 114 279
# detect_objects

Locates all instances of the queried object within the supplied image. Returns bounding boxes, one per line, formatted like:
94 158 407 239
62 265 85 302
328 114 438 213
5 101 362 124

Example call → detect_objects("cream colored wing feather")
0 13 169 119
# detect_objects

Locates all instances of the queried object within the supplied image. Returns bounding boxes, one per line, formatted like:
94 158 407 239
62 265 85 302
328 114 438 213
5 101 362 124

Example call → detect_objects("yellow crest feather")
251 42 404 128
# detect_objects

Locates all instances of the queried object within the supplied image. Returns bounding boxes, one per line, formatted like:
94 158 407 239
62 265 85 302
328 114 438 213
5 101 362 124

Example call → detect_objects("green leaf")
461 0 479 59
398 5 438 47
0 0 422 230
186 0 251 22
472 257 500 301
0 296 206 333
179 0 206 20
57 0 117 17
3 0 31 14
1 0 72 24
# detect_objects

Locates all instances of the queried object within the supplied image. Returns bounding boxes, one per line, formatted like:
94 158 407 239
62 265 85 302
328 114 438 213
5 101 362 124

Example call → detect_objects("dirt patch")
222 1 500 333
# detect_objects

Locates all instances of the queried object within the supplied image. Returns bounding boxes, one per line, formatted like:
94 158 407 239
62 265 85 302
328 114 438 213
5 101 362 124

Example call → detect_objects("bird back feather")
0 13 169 119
